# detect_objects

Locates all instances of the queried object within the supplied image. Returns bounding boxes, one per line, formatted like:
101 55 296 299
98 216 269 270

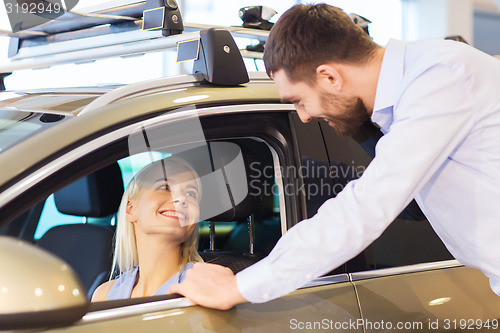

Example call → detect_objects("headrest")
54 162 124 217
208 142 261 221
237 139 275 220
173 141 267 222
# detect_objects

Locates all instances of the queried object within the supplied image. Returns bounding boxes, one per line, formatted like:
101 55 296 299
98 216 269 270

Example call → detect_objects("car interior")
1 137 282 300
36 162 123 299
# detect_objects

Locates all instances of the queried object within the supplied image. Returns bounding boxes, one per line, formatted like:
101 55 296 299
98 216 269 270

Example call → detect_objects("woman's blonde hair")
110 156 203 279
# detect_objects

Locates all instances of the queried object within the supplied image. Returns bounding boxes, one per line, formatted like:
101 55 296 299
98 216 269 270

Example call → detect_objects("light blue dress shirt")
108 263 193 300
236 39 500 303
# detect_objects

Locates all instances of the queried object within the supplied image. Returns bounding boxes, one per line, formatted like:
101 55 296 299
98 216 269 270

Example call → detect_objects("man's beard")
320 91 371 137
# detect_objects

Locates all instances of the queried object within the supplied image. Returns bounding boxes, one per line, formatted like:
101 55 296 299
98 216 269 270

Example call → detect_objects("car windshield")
0 91 101 154
0 110 43 153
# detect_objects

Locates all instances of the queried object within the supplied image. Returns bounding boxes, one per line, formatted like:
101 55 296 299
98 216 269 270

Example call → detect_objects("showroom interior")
3 0 500 89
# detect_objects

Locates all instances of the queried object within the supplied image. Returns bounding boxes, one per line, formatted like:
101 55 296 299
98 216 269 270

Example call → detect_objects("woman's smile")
159 209 187 221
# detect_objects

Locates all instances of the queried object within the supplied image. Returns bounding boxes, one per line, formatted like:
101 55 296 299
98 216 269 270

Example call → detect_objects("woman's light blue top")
107 263 193 300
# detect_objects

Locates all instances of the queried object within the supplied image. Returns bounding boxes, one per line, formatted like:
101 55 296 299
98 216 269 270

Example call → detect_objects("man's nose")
297 109 312 123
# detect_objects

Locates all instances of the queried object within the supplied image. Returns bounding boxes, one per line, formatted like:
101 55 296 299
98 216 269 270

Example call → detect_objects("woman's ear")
126 199 137 223
316 64 343 93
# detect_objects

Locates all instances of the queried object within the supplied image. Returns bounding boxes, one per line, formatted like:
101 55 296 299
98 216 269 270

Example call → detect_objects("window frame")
0 104 298 230
318 121 457 277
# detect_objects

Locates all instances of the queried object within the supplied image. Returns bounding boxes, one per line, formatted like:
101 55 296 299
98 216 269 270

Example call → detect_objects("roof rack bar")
0 30 197 73
19 20 142 48
10 23 267 61
9 21 152 60
8 1 146 38
0 23 268 73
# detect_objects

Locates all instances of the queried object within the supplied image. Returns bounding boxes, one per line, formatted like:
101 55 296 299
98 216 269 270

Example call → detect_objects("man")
170 4 500 309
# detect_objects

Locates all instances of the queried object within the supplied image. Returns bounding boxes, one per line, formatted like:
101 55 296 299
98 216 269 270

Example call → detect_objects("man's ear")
316 64 343 92
126 199 137 223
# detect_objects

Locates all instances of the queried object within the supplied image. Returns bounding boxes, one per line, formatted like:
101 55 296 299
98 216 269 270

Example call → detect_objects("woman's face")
127 161 200 243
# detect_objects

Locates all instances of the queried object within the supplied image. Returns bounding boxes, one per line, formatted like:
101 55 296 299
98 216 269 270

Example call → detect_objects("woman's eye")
156 183 170 190
186 191 198 199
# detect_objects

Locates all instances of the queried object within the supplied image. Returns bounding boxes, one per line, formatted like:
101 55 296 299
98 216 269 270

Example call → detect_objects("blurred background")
1 0 500 89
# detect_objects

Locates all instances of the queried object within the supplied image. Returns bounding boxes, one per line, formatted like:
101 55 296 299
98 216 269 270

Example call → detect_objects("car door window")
347 133 453 269
320 122 453 271
34 151 167 240
290 113 349 275
2 108 290 302
290 113 337 219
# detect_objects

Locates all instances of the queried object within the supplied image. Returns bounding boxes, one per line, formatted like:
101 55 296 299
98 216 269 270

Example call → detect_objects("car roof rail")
79 73 204 115
78 71 270 115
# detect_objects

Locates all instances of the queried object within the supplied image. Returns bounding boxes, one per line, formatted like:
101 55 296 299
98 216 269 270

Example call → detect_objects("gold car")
1 2 499 332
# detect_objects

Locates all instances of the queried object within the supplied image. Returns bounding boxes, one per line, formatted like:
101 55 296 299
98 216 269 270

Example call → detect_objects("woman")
92 156 203 301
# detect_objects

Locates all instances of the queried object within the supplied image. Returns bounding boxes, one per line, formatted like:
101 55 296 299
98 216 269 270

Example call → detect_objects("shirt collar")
372 39 406 131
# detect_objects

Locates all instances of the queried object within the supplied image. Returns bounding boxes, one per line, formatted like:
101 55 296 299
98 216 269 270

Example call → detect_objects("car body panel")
354 265 500 332
40 280 362 333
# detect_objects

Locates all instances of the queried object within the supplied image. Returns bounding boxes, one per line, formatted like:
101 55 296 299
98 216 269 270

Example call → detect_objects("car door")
1 103 362 332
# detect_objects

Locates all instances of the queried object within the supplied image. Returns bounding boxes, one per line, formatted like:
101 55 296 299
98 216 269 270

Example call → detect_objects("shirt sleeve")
236 62 476 303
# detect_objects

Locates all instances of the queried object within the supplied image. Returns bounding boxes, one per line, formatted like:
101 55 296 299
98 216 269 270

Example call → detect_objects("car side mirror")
0 236 88 330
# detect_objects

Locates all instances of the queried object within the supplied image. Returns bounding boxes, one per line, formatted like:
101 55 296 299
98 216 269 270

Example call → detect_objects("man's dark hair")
263 4 379 83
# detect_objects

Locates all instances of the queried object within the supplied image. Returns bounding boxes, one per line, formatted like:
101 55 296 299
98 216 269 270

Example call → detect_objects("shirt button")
305 274 312 279
263 293 270 300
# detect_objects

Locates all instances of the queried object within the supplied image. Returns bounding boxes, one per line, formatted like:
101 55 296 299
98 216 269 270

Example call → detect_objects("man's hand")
169 262 247 310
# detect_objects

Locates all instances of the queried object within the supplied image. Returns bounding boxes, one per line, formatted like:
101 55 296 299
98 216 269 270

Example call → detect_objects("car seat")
221 139 280 257
37 162 124 299
174 140 277 273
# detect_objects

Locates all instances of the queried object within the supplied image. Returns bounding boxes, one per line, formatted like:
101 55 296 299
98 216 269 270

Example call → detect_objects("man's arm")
355 121 426 221
171 63 474 308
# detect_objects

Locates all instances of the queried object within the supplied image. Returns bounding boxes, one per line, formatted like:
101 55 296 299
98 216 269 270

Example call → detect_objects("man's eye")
186 191 198 199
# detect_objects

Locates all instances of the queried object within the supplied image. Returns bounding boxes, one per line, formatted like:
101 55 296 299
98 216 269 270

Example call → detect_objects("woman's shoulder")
178 263 195 282
91 279 116 302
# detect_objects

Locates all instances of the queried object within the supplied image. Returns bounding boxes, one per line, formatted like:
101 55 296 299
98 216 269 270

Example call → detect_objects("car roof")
0 72 275 116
